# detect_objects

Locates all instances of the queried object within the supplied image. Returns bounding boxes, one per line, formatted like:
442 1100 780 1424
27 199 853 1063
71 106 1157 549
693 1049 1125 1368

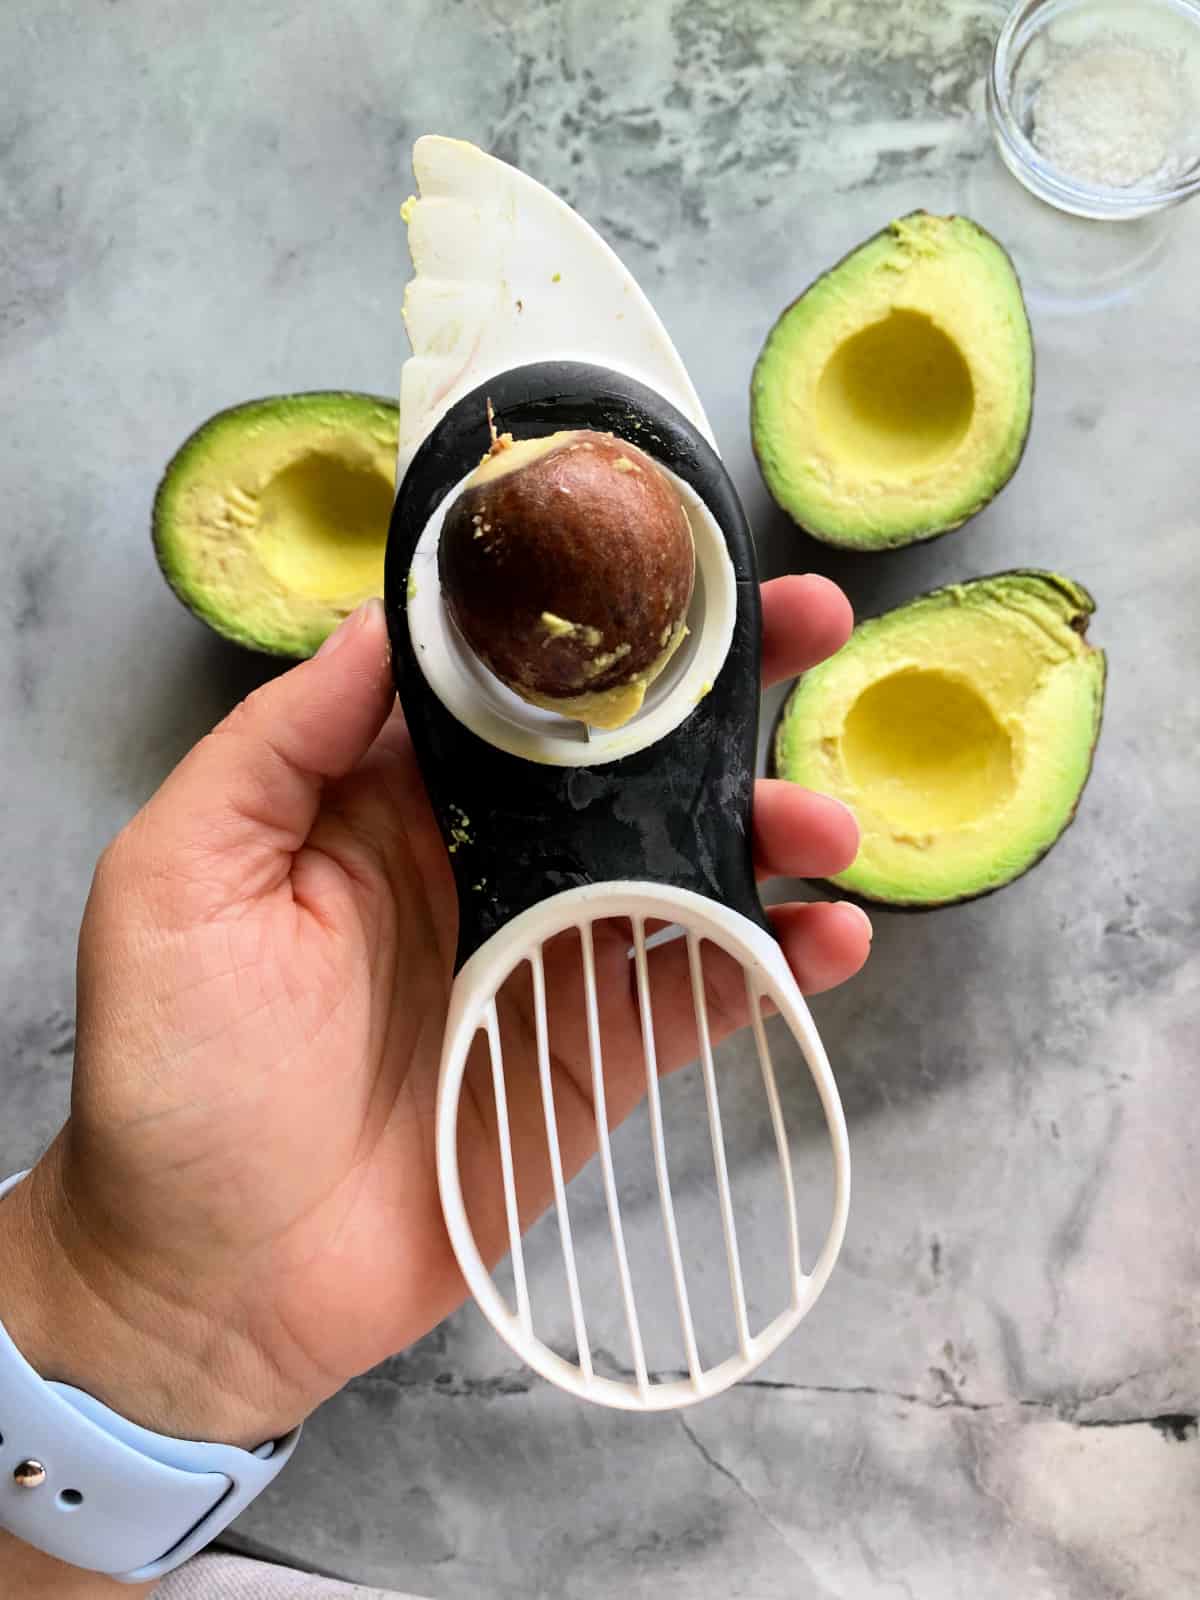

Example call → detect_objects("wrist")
0 1150 304 1452
0 1528 154 1598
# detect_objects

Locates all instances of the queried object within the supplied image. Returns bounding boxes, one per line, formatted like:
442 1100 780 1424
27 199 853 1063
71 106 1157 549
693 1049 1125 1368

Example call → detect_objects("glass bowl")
989 0 1200 218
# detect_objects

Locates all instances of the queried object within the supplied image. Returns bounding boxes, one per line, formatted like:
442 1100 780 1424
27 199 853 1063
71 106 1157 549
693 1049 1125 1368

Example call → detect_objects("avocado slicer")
384 138 850 1410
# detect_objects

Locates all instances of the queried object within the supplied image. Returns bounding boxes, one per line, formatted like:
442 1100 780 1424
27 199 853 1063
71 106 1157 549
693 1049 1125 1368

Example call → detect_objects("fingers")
760 574 853 688
629 894 872 1077
136 599 395 905
753 779 859 880
311 702 453 916
769 900 872 995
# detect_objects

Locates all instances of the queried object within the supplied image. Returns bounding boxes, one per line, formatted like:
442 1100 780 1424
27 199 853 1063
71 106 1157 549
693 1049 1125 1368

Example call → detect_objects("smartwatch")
0 1171 302 1583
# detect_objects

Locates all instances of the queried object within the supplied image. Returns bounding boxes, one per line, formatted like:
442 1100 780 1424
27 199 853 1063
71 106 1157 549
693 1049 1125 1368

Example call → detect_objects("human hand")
0 579 868 1460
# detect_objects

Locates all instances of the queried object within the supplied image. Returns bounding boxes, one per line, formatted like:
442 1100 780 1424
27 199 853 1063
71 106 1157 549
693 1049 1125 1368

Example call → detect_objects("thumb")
137 598 395 901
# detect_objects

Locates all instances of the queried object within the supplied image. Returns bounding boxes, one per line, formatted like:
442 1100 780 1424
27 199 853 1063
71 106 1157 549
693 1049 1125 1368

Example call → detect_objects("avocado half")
773 572 1105 907
751 214 1034 551
153 392 399 657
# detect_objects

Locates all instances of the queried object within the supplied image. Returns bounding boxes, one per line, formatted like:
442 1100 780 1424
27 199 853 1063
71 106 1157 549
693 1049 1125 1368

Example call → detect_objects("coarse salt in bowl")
989 0 1200 219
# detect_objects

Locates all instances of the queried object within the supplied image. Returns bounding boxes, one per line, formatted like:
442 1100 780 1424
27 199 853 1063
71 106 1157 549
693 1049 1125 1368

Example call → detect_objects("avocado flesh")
751 214 1033 551
774 573 1105 907
153 392 399 657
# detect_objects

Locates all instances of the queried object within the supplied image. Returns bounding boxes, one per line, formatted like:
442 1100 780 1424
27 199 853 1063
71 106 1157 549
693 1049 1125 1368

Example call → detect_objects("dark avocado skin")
769 570 1106 911
750 213 1035 553
151 390 399 658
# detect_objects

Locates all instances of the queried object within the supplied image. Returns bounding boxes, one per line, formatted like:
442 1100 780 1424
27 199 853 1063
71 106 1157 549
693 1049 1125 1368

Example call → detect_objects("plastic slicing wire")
434 884 850 1411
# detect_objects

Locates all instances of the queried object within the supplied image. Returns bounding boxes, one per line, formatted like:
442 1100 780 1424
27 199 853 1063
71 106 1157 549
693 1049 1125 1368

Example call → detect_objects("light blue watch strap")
0 1171 302 1583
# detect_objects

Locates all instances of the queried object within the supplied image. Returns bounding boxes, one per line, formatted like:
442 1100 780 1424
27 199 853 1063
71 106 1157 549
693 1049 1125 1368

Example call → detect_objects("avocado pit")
438 427 695 730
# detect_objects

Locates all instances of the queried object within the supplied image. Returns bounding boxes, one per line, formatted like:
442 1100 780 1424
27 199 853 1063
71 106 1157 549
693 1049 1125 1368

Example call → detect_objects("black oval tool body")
384 361 766 970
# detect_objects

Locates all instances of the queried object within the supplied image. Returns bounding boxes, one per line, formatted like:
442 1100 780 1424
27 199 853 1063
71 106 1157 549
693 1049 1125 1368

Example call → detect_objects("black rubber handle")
384 362 767 970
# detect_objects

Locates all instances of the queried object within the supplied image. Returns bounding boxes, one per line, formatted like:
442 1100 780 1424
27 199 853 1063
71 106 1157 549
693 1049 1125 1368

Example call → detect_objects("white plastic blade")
398 135 713 480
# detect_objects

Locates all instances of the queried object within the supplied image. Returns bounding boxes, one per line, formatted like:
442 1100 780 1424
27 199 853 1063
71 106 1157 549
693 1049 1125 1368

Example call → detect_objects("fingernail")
837 900 874 940
316 597 383 658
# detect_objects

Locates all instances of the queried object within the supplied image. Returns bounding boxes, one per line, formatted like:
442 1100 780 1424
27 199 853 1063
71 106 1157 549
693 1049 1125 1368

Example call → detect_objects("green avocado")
153 392 399 657
773 572 1106 907
751 214 1033 551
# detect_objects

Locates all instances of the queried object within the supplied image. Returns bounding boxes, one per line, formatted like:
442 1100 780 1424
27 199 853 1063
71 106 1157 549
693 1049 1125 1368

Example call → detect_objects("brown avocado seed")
438 428 695 729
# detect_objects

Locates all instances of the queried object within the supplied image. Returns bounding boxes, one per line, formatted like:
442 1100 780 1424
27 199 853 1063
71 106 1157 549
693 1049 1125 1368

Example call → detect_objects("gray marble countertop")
3 3 1198 1597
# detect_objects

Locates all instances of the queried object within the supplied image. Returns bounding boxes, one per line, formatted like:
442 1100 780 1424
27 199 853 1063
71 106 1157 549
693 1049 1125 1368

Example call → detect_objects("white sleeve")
153 1551 430 1599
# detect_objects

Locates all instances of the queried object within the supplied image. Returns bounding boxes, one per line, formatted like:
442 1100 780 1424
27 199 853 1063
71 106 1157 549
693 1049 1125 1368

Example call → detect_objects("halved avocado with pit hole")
773 572 1106 907
153 392 398 656
751 214 1034 551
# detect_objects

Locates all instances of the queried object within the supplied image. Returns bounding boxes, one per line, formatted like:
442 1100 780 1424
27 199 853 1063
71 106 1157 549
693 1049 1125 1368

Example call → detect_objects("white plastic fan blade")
436 884 850 1412
398 135 713 483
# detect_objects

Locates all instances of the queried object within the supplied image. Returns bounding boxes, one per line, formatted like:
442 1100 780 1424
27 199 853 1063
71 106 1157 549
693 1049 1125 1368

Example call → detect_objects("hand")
0 579 868 1462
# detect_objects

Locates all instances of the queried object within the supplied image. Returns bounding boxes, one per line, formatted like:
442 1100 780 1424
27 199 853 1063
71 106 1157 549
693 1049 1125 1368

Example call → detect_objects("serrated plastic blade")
399 135 713 478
